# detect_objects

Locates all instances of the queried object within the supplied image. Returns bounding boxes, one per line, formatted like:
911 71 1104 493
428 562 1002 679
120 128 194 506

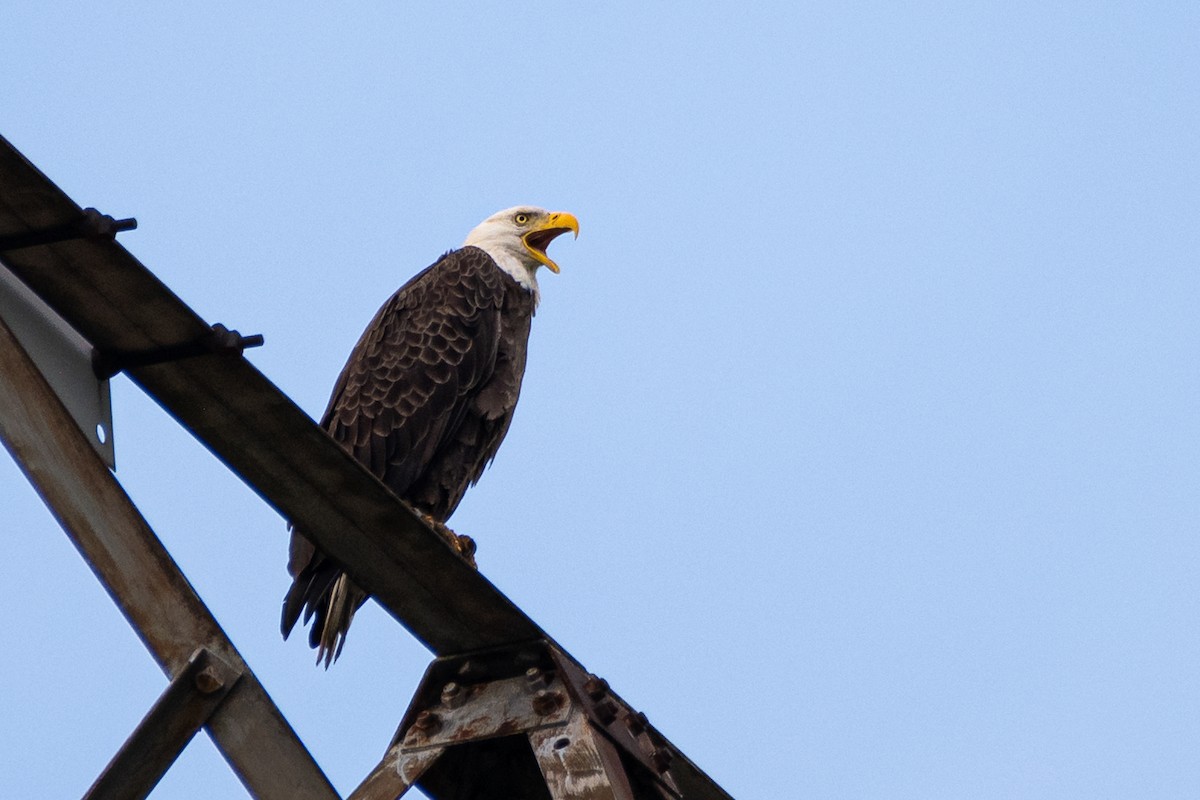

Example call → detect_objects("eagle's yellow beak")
522 211 579 274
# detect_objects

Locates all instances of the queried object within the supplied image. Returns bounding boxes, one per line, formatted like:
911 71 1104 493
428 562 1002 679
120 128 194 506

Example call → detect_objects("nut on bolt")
651 747 674 774
531 689 564 716
193 666 224 695
525 666 551 687
411 710 442 736
441 681 465 708
594 698 619 725
583 675 609 700
625 711 649 736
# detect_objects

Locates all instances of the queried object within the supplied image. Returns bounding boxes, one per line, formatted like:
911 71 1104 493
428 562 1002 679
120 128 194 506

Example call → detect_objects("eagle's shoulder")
386 246 506 311
317 247 511 476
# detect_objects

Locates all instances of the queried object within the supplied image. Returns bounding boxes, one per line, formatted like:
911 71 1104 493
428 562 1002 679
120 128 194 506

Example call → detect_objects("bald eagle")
282 206 579 664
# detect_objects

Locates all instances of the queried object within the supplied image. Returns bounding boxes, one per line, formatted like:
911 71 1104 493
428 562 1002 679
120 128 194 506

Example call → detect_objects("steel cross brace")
0 314 338 800
350 641 681 800
84 647 243 800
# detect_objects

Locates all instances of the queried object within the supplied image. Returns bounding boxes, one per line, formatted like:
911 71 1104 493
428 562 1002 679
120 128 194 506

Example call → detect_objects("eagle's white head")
463 206 580 298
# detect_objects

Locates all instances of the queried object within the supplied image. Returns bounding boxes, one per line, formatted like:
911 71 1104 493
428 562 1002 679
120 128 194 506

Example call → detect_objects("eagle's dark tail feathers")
281 561 365 668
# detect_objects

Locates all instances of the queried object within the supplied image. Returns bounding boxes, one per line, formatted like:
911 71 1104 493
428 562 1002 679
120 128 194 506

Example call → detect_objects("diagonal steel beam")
0 132 541 655
0 133 732 800
84 648 242 800
0 316 338 800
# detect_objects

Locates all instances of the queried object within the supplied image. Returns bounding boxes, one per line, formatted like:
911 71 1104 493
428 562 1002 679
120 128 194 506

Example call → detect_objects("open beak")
522 211 580 274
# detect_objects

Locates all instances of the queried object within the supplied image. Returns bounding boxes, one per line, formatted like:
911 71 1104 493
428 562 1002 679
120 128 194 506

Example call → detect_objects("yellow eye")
514 213 530 225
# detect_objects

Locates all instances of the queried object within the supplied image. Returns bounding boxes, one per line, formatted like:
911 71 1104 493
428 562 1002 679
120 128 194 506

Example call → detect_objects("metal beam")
0 133 540 655
84 648 242 800
0 262 113 465
0 316 338 800
530 715 637 800
372 642 698 800
0 133 732 800
348 746 444 800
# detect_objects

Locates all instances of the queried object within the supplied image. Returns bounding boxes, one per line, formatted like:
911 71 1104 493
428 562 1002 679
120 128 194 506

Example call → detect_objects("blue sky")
2 3 1198 798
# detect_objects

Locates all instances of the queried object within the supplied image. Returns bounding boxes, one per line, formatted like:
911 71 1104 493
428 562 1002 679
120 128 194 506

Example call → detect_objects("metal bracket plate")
358 641 684 800
0 263 114 466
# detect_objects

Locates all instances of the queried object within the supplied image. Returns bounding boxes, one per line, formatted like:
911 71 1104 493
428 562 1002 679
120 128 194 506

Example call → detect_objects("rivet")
193 666 224 695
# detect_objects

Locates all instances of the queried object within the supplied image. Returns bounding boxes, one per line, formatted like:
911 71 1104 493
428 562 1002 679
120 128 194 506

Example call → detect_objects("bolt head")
583 675 609 700
526 666 555 687
651 747 674 774
193 666 224 695
412 710 441 735
531 689 563 716
594 698 618 725
441 681 465 708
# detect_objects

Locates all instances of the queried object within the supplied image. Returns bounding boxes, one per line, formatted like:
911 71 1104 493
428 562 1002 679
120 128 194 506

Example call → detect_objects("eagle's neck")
463 245 541 306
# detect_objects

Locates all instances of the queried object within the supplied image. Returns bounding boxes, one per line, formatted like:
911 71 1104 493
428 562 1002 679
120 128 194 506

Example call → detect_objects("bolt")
583 675 609 700
531 689 563 716
651 747 674 774
441 682 465 708
526 666 552 687
411 710 441 736
193 666 224 695
594 698 619 725
81 208 137 239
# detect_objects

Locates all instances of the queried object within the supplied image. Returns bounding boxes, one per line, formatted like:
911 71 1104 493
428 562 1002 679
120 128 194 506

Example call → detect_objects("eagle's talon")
455 534 477 568
421 513 454 540
418 515 477 568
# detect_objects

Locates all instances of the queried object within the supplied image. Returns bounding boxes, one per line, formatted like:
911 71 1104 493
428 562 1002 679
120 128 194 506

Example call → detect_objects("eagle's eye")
514 213 531 225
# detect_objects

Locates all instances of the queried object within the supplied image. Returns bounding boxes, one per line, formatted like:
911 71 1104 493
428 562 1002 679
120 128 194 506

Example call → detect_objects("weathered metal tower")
0 135 732 800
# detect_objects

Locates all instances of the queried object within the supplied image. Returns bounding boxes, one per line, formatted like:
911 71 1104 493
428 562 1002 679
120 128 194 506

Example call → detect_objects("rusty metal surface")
548 652 682 798
389 642 555 749
529 714 637 800
348 745 444 800
84 648 242 800
380 647 646 800
0 316 338 800
399 672 572 751
386 643 707 800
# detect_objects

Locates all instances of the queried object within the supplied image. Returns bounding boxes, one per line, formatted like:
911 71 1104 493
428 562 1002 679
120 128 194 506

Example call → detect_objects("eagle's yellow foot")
421 514 478 569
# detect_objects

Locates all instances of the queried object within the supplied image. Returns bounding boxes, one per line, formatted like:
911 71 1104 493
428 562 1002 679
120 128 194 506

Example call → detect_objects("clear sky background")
2 3 1198 798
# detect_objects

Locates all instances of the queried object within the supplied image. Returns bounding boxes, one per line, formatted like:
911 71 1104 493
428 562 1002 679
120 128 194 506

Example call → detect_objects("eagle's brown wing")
282 246 532 664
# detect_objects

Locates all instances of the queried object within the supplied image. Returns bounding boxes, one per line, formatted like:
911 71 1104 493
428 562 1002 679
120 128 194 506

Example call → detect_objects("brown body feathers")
281 246 536 665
